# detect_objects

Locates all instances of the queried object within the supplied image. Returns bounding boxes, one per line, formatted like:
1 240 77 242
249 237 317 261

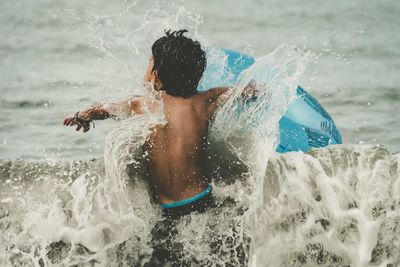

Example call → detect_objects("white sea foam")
1 145 399 266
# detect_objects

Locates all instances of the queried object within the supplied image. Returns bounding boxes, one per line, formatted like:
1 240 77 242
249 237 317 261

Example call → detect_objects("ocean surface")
0 0 399 266
0 0 399 159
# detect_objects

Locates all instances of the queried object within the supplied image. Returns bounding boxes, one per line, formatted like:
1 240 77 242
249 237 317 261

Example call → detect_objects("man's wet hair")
151 29 206 98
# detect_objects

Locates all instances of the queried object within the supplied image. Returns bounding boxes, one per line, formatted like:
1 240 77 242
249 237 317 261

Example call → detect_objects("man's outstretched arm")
63 98 144 132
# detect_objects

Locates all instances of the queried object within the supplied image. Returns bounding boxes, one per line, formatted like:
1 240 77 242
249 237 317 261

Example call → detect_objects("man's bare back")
143 89 227 204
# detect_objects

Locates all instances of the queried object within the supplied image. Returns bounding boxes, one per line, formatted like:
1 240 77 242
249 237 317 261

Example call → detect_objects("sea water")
0 0 399 266
1 144 399 266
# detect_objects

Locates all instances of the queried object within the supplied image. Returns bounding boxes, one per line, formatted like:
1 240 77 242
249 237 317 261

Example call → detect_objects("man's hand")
63 111 94 133
241 81 258 98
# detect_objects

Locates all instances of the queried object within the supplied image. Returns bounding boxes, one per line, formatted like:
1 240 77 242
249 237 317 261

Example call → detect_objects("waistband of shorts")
161 185 212 209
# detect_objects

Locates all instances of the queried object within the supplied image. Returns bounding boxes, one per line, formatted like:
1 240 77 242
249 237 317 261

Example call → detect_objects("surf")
1 144 399 266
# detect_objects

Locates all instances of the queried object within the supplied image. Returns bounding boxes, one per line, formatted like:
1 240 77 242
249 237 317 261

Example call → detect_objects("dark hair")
151 29 207 98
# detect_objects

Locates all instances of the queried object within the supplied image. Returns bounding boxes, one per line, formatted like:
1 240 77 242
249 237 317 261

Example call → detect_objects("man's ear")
152 72 163 91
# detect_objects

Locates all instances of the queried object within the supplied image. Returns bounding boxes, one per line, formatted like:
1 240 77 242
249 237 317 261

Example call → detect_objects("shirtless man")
63 30 253 266
63 30 229 219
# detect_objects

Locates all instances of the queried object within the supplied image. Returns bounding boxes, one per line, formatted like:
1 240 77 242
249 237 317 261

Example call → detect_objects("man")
64 30 254 265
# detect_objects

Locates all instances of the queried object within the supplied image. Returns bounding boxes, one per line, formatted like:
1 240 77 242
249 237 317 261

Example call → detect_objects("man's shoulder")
192 87 231 118
199 87 230 102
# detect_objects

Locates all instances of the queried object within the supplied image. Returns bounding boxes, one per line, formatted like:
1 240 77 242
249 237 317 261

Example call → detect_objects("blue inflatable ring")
197 48 342 153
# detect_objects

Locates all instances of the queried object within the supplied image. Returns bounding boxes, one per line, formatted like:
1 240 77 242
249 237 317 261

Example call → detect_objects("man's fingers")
64 118 75 126
80 123 91 133
64 118 72 125
64 116 93 132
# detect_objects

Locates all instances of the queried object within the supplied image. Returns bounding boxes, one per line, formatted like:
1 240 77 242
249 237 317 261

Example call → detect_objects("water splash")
208 44 311 266
1 145 399 266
